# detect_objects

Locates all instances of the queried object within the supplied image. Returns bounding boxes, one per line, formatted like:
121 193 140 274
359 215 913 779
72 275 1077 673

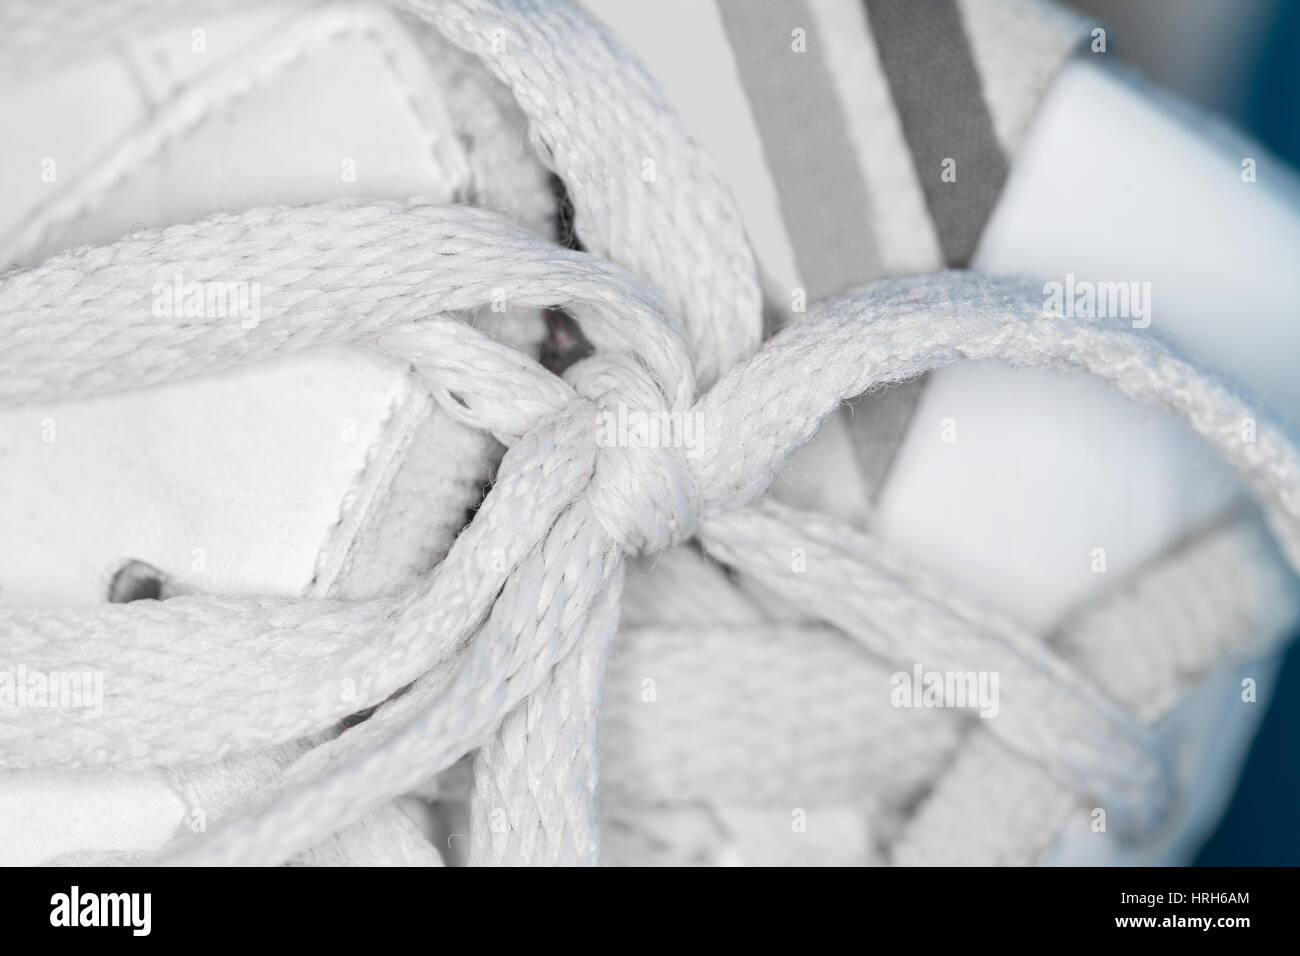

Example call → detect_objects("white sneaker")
1 0 1297 868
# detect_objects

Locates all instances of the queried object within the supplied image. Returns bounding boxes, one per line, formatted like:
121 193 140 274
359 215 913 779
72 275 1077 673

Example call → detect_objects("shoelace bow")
3 0 1300 865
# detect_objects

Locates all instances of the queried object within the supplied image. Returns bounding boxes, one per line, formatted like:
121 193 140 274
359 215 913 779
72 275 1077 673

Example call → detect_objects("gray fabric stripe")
719 0 925 503
862 0 1008 267
842 0 1011 503
843 376 928 496
717 0 884 301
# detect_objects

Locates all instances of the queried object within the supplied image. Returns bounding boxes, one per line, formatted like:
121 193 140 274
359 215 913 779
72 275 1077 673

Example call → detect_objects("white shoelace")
4 0 1300 866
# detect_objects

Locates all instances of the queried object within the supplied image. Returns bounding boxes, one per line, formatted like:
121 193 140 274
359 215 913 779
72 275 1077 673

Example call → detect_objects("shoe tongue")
773 58 1300 636
857 61 1300 634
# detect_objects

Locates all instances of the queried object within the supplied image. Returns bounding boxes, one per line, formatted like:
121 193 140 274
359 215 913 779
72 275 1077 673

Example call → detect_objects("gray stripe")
842 0 1010 503
863 0 1008 266
842 376 928 496
719 0 925 503
717 0 884 302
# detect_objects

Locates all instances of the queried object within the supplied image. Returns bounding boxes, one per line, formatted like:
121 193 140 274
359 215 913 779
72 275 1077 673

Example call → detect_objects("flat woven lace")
3 0 1300 865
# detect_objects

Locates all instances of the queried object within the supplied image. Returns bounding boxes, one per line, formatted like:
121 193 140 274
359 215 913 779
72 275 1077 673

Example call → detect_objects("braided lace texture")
3 0 1299 865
